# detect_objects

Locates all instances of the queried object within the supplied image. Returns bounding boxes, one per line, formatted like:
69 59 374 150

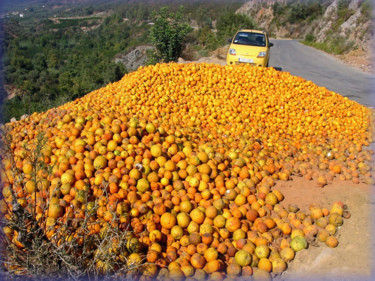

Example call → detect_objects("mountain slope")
236 0 374 58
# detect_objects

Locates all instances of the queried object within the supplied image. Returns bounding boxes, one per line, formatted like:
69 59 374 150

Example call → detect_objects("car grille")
235 62 256 66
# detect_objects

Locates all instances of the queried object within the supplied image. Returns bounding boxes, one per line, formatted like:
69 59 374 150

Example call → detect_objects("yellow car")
226 29 273 67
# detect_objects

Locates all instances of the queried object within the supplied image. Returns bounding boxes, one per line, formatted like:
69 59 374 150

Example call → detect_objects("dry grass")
0 129 144 281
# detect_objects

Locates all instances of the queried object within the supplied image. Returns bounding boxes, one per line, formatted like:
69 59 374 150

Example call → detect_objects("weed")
0 128 144 281
301 35 355 55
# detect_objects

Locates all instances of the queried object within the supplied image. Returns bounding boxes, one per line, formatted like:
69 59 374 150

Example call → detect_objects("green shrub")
0 131 143 281
304 33 315 42
301 35 355 55
150 6 192 63
287 3 310 23
361 0 374 21
216 12 256 43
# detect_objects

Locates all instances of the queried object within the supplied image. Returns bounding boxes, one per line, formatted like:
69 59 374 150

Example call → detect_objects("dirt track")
275 177 374 281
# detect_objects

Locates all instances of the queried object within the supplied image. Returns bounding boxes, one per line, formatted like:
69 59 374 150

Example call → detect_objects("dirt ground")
272 176 374 281
335 49 374 74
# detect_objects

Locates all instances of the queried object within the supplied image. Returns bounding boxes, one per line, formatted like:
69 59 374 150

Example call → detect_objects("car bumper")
226 56 267 67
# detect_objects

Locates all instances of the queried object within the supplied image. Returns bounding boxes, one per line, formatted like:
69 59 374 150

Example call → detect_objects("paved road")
268 39 375 108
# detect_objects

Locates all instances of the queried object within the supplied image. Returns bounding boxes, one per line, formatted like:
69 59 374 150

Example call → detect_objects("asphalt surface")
268 39 375 108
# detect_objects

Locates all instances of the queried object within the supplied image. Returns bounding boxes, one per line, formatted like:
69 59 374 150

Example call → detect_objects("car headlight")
229 48 236 55
257 51 266 58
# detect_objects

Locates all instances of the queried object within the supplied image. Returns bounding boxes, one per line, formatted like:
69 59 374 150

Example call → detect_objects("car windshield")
233 32 266 47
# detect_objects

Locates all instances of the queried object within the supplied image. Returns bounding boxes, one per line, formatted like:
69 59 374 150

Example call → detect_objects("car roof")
238 29 266 34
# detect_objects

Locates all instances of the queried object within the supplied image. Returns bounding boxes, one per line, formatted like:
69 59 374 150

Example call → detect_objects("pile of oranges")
0 63 374 280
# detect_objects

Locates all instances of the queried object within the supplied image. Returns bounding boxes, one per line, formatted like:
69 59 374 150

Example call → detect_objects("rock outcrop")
114 45 154 72
236 0 374 53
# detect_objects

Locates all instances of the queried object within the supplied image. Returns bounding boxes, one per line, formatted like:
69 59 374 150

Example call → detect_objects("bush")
272 2 285 16
0 131 144 280
360 0 374 21
304 33 315 42
196 26 220 51
301 35 355 55
150 6 192 62
287 3 310 24
216 12 256 43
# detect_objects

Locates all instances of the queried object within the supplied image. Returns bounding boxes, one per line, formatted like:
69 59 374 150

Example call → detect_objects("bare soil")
48 10 113 22
335 49 374 74
274 176 374 281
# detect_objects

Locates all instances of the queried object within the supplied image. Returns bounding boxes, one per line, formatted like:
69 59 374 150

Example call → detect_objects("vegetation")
271 0 326 27
360 0 375 22
1 0 372 123
215 12 256 45
149 6 192 63
2 13 132 122
332 0 356 31
182 11 256 60
302 33 355 55
0 130 142 281
1 0 247 123
266 0 372 56
0 1 374 280
300 0 360 55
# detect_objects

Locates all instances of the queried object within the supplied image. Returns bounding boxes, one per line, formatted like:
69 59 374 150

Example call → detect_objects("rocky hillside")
237 0 374 56
114 46 154 72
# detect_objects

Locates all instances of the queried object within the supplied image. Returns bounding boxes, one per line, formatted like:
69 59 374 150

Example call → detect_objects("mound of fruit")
0 63 374 280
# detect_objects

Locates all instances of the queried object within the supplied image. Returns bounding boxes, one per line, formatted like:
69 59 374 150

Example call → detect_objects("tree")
216 12 255 43
287 3 310 24
150 6 192 63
